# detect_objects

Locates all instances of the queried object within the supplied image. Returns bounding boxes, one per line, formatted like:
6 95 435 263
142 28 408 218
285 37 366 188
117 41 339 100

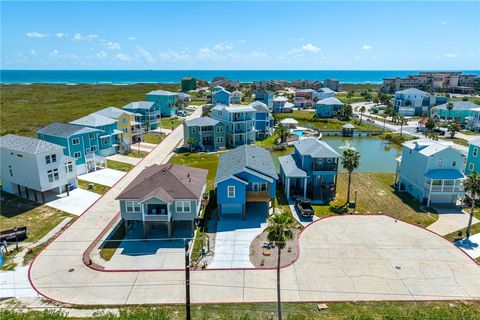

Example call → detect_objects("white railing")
427 185 464 193
143 214 169 222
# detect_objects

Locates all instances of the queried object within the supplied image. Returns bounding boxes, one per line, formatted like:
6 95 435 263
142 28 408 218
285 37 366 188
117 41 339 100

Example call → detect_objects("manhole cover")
68 268 75 272
395 266 401 270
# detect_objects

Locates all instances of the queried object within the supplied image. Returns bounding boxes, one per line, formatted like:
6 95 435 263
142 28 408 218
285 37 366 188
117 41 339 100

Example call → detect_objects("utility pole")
185 239 191 320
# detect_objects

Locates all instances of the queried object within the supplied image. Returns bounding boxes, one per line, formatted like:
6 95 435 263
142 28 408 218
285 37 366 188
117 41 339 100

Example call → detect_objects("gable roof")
0 134 64 154
93 106 134 119
396 88 429 95
146 89 178 96
213 88 231 96
316 97 344 106
402 139 461 156
70 113 117 127
249 101 269 112
212 104 256 113
434 101 479 111
278 154 307 178
37 122 101 138
116 164 207 202
255 89 273 95
318 87 334 93
184 116 220 127
215 145 278 184
293 138 340 158
470 138 480 148
273 96 288 102
122 101 155 110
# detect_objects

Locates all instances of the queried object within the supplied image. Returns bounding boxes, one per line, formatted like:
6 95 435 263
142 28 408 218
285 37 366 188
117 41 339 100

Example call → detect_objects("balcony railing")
246 190 270 202
312 164 337 171
427 185 464 193
143 214 170 222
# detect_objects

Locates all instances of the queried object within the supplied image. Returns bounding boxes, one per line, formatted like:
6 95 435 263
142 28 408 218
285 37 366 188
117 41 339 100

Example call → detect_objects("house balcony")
312 163 337 172
425 184 464 193
246 190 270 202
143 214 170 222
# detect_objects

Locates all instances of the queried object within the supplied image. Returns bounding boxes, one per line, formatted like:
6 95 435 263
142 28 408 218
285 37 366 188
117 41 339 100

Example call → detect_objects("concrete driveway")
208 203 270 269
427 206 479 236
79 168 126 187
45 188 100 216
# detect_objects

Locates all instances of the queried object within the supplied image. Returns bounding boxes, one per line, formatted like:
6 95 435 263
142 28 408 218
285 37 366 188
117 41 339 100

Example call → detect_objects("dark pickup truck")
295 198 315 217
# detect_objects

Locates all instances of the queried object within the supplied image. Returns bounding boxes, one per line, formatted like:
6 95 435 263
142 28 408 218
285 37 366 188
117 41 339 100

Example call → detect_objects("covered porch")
424 169 465 206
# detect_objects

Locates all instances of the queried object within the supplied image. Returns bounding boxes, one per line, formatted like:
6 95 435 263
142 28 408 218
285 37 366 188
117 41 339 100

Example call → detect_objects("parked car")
295 198 314 217
433 128 446 136
366 118 375 123
177 110 187 117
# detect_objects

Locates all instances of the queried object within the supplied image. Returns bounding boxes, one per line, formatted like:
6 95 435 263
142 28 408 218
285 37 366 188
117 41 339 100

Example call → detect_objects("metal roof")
316 97 344 105
70 113 117 127
278 154 307 177
434 101 479 111
0 134 64 154
122 101 155 110
249 101 270 112
37 122 101 138
146 90 178 96
293 138 340 158
93 106 134 119
184 116 220 127
424 169 464 180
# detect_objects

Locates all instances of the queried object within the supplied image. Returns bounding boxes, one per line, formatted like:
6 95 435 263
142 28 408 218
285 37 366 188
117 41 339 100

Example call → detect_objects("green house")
183 116 226 151
181 77 197 92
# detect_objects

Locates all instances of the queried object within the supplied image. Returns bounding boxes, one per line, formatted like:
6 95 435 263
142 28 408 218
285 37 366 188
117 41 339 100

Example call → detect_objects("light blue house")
211 104 256 147
272 96 294 114
250 101 274 139
146 90 178 117
465 139 480 175
37 122 105 175
431 101 480 124
278 139 340 202
123 101 160 130
70 114 122 156
212 88 231 106
254 89 274 109
393 88 447 116
215 145 278 218
316 87 335 100
315 97 344 118
395 139 466 206
183 116 226 151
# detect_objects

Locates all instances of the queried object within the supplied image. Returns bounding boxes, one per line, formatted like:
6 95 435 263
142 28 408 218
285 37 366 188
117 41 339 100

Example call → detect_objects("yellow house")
93 107 143 144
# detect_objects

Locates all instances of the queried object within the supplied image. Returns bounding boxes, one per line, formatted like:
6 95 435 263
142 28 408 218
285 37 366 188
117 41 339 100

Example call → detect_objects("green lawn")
274 110 380 132
0 191 73 243
3 300 479 320
440 136 470 147
124 150 149 158
378 132 418 147
107 160 134 172
0 83 179 137
78 180 111 195
444 208 480 242
144 132 164 144
312 173 438 228
168 152 221 191
160 117 184 131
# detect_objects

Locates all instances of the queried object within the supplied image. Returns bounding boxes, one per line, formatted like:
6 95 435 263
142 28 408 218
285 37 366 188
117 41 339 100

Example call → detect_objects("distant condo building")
382 72 479 94
323 78 340 92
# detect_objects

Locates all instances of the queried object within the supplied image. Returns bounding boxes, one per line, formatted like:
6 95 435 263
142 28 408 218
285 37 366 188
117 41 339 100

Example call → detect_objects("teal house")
278 138 340 202
146 90 178 117
254 89 274 108
183 116 226 151
315 97 344 118
212 88 231 105
465 139 480 175
70 114 122 156
37 122 105 175
431 101 480 124
215 145 277 219
123 101 159 130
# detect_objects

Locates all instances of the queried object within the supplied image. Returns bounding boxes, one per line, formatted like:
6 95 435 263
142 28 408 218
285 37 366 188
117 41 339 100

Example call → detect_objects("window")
474 147 478 157
103 137 109 145
191 127 196 134
45 155 51 164
437 158 443 168
74 151 81 159
51 154 57 163
216 137 223 144
53 169 59 181
16 154 23 158
469 163 474 171
216 126 223 133
452 161 457 167
47 170 53 182
260 182 268 191
176 201 191 213
72 138 80 145
90 146 96 152
122 118 127 124
227 186 235 198
89 133 95 140
8 165 13 177
125 201 141 213
123 128 128 133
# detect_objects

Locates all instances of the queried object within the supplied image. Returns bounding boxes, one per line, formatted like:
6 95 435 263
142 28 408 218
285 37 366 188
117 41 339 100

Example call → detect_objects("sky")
1 1 479 70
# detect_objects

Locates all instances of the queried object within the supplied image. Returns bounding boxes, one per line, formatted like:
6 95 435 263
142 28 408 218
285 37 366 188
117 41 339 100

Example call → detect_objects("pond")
271 136 400 173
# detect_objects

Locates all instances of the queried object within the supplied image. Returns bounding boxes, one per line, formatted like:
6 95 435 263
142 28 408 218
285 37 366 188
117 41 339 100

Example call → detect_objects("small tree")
341 148 361 205
447 122 460 138
423 130 439 141
336 105 353 121
359 106 366 122
446 102 454 122
274 126 290 143
425 118 436 131
464 172 480 238
265 213 295 320
186 137 196 152
397 116 407 135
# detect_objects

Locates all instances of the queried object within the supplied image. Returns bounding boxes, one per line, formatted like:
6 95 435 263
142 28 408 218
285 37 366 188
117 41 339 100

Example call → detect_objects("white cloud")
213 42 234 51
30 49 37 57
96 50 107 59
362 44 372 50
301 43 321 52
55 33 67 38
433 53 458 59
47 49 79 60
197 47 217 60
115 53 130 61
445 53 457 58
158 49 190 62
73 33 98 41
135 46 154 63
441 21 448 25
105 41 121 50
26 32 49 38
127 36 136 41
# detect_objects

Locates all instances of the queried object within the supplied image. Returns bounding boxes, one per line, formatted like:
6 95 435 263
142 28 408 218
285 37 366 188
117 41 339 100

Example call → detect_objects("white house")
0 134 77 203
393 88 447 116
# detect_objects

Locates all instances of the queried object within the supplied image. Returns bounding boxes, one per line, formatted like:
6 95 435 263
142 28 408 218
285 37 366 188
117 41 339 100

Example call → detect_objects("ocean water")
2 70 479 85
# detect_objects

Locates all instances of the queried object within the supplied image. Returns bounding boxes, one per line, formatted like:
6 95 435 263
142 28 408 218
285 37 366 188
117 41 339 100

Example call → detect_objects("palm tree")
359 106 366 122
381 113 388 131
447 122 460 138
446 102 454 122
274 125 290 143
186 137 196 152
398 116 408 136
464 172 480 238
341 148 361 205
265 213 295 320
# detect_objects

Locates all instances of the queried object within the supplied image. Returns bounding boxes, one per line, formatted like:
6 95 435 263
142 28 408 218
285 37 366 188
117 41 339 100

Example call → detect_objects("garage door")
221 203 242 214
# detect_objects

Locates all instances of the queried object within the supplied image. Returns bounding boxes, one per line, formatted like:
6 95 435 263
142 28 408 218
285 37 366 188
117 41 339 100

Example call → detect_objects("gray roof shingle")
70 113 117 127
434 101 479 111
0 134 64 154
316 97 344 105
93 106 134 119
184 116 220 127
122 101 155 110
278 154 307 177
215 145 278 183
37 122 101 138
293 138 340 158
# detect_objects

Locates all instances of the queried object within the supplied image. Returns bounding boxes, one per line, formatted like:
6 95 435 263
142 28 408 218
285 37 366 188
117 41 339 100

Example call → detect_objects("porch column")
41 191 45 204
167 222 172 238
25 187 29 200
428 180 433 207
66 184 70 196
242 204 246 220
191 220 195 236
34 190 38 202
143 222 149 239
303 177 307 198
124 220 129 234
286 177 290 199
441 179 445 192
17 185 22 197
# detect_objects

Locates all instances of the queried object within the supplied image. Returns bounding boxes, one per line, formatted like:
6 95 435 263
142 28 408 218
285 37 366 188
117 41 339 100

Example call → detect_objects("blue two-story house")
278 138 340 202
395 139 466 206
212 88 231 106
465 139 480 175
37 122 105 175
146 90 178 117
211 104 256 147
250 101 274 139
123 101 160 130
215 145 278 219
70 114 121 156
254 89 274 109
315 97 344 118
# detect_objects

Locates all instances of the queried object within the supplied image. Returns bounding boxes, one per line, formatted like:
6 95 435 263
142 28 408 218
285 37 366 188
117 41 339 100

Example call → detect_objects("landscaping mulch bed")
249 228 301 268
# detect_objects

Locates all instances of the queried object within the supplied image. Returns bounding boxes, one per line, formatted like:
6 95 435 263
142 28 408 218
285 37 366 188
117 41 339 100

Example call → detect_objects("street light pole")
185 239 191 320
